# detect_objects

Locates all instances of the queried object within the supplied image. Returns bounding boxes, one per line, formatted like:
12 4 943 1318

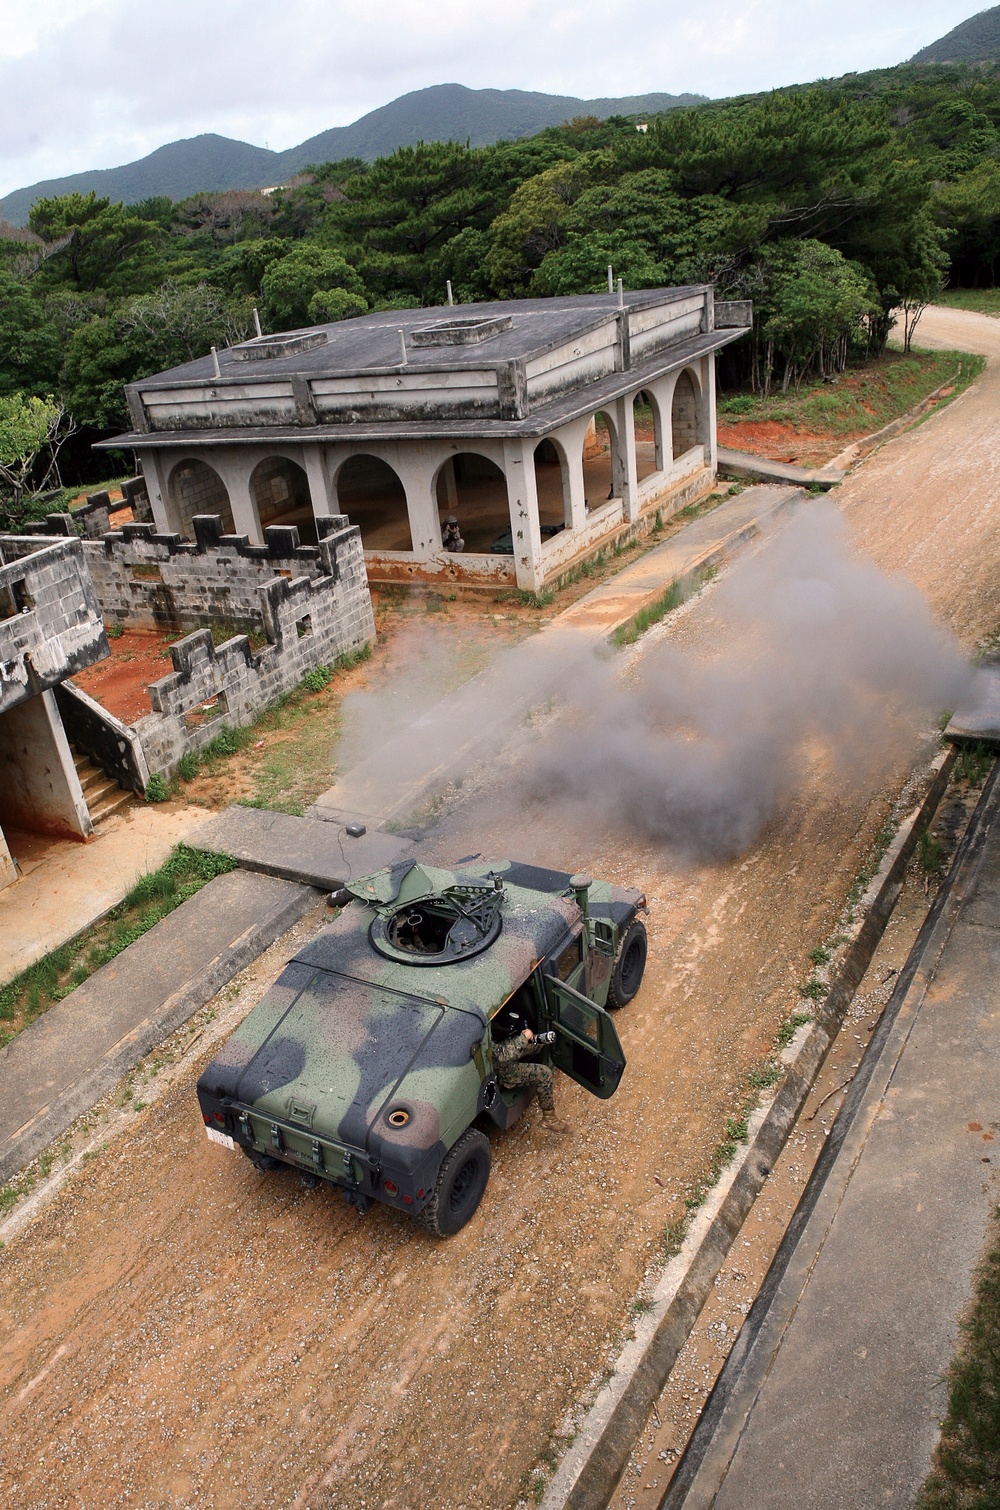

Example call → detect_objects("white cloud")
0 0 984 197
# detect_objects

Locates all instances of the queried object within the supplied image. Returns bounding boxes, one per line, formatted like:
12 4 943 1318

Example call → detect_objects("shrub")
144 772 168 802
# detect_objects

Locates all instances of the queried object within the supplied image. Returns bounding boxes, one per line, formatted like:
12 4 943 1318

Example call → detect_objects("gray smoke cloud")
332 501 972 862
523 502 972 860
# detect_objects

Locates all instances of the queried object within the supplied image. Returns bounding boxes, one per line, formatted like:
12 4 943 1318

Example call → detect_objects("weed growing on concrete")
919 827 947 875
777 1011 815 1047
144 772 169 802
809 944 831 966
954 741 995 787
662 1218 686 1259
798 977 829 1001
0 846 236 1043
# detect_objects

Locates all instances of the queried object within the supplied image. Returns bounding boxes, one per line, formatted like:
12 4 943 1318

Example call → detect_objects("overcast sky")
0 0 986 196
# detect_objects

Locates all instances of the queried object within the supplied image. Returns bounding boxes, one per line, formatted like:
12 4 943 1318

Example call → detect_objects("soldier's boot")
541 1110 571 1136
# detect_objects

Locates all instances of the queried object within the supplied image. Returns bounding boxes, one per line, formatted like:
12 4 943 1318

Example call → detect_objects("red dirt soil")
73 629 174 724
716 419 831 466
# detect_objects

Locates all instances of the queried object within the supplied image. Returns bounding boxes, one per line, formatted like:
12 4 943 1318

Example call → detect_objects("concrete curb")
540 747 956 1510
0 880 319 1184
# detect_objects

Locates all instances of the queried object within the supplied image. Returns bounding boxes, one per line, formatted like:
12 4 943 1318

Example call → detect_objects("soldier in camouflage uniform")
493 1027 570 1135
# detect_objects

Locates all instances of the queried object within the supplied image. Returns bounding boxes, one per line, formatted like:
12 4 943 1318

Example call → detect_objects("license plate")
206 1126 236 1151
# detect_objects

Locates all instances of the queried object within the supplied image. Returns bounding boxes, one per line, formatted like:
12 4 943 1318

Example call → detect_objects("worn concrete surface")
716 447 844 489
312 484 799 830
665 762 1000 1510
947 662 1000 744
0 800 209 985
0 868 316 1181
190 804 415 888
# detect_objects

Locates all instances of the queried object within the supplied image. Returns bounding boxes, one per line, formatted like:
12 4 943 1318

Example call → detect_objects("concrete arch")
671 368 703 459
582 409 622 513
533 437 571 529
633 388 664 478
435 451 510 554
167 458 234 537
250 455 316 544
334 453 412 551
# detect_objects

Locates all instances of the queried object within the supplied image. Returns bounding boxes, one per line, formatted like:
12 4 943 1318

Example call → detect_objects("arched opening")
533 439 569 534
582 411 619 512
168 459 234 538
336 454 412 551
435 452 509 554
672 371 701 460
633 390 662 480
250 456 316 546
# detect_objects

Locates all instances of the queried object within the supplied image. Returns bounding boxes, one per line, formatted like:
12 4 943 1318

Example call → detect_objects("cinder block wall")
0 535 109 715
80 515 331 635
129 517 375 779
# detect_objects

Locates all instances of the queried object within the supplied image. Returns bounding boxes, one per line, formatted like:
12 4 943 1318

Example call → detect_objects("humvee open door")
546 978 626 1099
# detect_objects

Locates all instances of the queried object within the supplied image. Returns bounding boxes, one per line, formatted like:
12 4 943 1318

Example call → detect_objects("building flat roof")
133 289 710 391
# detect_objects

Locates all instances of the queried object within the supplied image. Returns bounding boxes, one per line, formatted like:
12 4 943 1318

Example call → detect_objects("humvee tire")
243 1147 284 1172
607 919 647 1009
417 1128 492 1237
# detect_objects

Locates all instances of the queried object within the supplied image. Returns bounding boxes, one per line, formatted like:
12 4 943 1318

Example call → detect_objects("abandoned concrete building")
103 289 752 591
0 533 117 889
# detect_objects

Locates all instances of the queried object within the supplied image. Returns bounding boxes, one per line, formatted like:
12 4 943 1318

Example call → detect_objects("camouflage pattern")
492 1031 556 1113
197 857 644 1223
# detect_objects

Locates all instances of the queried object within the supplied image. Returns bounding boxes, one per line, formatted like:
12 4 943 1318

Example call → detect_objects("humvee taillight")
383 1179 398 1196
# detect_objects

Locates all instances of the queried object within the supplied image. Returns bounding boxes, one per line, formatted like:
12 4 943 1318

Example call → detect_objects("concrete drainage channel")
540 748 956 1510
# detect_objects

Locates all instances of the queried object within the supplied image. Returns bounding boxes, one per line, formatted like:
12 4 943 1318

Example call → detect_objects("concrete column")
503 437 544 592
218 450 264 543
613 395 640 522
301 443 334 519
703 354 717 470
0 825 17 890
551 417 589 532
141 453 171 533
443 457 459 512
392 444 442 556
0 690 93 841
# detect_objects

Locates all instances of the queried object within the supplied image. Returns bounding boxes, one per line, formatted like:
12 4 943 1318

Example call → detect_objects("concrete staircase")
72 749 133 828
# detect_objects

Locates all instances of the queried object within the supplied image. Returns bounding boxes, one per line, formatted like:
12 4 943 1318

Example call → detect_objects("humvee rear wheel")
243 1147 284 1172
607 920 647 1009
417 1128 491 1237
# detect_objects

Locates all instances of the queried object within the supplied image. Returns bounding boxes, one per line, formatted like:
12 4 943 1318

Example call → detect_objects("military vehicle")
197 858 648 1236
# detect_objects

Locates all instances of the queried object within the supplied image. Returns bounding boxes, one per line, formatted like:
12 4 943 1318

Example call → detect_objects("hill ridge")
911 4 1000 63
0 81 705 226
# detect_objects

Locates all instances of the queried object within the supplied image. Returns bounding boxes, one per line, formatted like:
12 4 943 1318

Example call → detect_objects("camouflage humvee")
197 858 648 1236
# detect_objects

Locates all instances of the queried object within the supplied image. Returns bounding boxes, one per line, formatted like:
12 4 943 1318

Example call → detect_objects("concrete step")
88 789 134 826
78 764 110 795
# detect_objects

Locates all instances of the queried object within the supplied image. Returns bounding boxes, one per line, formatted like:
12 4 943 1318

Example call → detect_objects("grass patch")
954 741 996 788
777 1011 814 1047
919 827 947 876
936 288 1000 318
175 643 373 813
0 845 235 1046
918 1218 1000 1509
611 566 717 649
717 348 982 460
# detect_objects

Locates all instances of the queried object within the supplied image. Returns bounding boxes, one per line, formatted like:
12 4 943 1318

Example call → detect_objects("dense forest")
3 61 1000 503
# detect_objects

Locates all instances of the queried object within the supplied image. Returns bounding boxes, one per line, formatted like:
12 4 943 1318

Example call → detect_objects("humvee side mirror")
592 918 616 954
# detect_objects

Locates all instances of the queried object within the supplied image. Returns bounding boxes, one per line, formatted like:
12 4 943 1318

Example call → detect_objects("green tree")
29 192 162 293
260 245 367 329
0 392 76 530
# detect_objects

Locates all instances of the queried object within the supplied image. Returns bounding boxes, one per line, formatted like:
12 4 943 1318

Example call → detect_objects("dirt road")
1 308 998 1510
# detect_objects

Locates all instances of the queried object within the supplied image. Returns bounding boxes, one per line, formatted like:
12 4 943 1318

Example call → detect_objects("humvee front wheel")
417 1128 491 1237
607 919 647 1009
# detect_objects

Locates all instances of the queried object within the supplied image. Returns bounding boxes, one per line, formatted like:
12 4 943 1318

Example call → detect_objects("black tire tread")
416 1127 491 1237
607 919 648 1009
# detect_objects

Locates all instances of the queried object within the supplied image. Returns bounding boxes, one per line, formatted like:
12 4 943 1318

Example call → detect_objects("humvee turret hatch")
196 858 648 1236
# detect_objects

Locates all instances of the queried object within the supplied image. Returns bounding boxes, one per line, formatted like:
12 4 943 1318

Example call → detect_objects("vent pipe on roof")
446 279 454 306
617 277 624 309
398 328 408 366
210 346 221 378
608 264 614 293
253 306 262 338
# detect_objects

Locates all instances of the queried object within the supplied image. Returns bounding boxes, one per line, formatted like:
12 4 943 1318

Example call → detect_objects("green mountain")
911 4 1000 62
0 81 704 226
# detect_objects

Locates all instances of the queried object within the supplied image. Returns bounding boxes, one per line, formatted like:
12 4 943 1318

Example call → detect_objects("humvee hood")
198 964 483 1157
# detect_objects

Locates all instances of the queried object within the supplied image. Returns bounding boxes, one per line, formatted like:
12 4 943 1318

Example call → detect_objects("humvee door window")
553 936 583 983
